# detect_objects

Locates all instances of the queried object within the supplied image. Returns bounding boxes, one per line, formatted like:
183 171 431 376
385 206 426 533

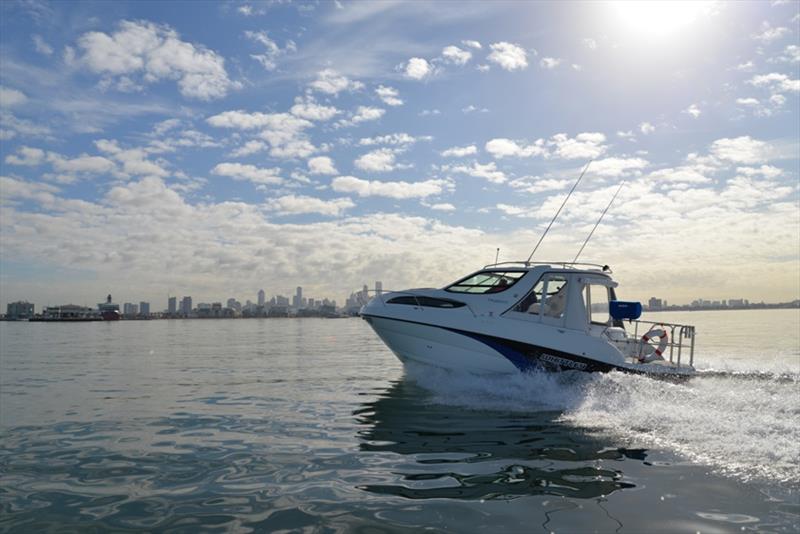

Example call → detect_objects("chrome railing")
483 260 609 271
627 319 696 368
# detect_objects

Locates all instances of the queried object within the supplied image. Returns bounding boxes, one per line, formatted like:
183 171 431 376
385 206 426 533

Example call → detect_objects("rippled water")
1 310 798 532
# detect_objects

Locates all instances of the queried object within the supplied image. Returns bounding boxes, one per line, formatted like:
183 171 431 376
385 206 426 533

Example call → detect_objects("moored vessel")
98 294 121 321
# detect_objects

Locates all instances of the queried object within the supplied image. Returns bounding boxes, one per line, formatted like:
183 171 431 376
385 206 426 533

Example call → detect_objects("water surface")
1 310 798 532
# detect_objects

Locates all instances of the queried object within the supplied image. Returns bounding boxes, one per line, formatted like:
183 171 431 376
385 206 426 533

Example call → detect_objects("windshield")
445 271 526 294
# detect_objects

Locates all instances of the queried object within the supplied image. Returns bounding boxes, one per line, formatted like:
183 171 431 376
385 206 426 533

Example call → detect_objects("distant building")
123 303 138 316
276 295 290 307
181 296 192 317
168 296 177 315
293 287 303 309
139 302 150 316
42 304 96 320
648 297 662 311
6 301 34 320
258 289 265 307
376 281 383 296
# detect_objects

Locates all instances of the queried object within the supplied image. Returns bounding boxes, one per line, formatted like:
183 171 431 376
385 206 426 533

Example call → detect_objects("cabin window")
446 271 526 294
584 284 611 325
386 296 466 308
512 274 568 318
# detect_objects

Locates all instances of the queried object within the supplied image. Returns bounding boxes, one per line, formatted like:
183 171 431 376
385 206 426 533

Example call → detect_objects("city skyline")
1 1 798 309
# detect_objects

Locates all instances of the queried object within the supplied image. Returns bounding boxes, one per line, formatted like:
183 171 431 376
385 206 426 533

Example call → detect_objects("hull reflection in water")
353 378 642 502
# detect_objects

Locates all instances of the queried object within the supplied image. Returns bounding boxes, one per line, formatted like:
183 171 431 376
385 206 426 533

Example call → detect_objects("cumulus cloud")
748 72 800 93
32 35 53 55
590 157 649 177
307 156 337 175
332 176 447 199
442 45 472 65
508 176 573 194
404 57 432 79
710 136 773 164
0 86 27 107
211 162 283 185
487 42 528 71
308 68 364 95
229 140 267 158
354 148 399 172
290 96 340 121
461 40 482 49
5 145 46 166
207 110 316 159
548 132 607 159
639 122 656 134
268 194 354 216
359 133 429 146
445 161 506 184
336 106 385 127
441 145 477 158
245 30 295 71
752 21 789 43
485 138 545 158
95 139 169 177
428 202 456 211
375 85 403 106
76 20 239 100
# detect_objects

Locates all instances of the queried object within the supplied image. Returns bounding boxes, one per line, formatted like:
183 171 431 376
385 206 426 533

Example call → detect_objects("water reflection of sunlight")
353 378 645 503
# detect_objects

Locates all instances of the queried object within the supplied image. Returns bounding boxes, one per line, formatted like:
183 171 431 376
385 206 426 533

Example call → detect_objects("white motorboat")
361 261 696 378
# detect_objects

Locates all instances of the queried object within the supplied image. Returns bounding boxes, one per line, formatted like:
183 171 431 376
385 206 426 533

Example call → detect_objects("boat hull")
362 313 693 379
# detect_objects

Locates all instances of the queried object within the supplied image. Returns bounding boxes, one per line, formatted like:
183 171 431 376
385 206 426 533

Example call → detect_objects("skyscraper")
181 296 192 317
293 286 303 309
168 296 177 314
258 289 265 307
139 302 150 316
375 281 383 296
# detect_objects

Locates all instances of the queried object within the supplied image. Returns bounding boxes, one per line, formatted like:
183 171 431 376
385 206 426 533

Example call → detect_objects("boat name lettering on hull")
539 353 588 371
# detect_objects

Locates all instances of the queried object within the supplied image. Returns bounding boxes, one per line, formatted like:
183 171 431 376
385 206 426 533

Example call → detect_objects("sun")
610 0 715 38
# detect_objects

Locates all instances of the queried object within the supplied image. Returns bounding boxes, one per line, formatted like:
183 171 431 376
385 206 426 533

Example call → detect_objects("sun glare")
611 0 714 39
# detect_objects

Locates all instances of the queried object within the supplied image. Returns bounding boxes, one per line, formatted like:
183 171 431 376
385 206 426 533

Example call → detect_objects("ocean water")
1 309 798 532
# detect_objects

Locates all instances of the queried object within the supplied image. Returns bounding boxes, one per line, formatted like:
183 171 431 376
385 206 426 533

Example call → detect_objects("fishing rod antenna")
526 160 592 264
572 180 626 263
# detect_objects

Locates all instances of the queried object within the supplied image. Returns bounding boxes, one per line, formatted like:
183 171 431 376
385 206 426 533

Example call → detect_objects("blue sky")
1 0 798 309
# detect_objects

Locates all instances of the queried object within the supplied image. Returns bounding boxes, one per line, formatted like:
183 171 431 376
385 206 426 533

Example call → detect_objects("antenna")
494 247 500 264
572 180 626 263
526 160 592 264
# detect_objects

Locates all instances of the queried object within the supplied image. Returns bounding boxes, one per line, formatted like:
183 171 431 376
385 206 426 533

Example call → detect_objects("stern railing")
626 319 696 368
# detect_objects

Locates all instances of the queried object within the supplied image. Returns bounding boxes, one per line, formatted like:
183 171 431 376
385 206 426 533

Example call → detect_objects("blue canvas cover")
609 300 642 321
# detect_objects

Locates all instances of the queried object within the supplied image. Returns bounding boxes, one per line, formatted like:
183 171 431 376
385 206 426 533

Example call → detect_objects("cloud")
590 157 649 177
442 45 472 65
445 161 506 184
32 34 53 55
487 42 528 71
539 57 561 69
752 21 789 43
640 122 656 134
245 30 296 71
549 132 607 159
441 145 477 157
508 176 573 194
428 202 456 211
229 140 267 157
646 167 711 184
684 104 701 118
308 156 338 175
461 40 481 49
485 138 545 158
359 133 429 146
404 57 432 79
375 85 403 106
76 20 239 100
268 194 354 216
710 136 773 164
583 38 598 50
0 86 27 107
748 72 800 93
461 105 489 113
94 139 168 177
354 148 400 172
336 106 385 127
290 96 340 121
308 68 364 95
211 162 283 185
772 44 800 64
207 109 316 159
47 152 117 176
5 146 46 166
332 175 447 198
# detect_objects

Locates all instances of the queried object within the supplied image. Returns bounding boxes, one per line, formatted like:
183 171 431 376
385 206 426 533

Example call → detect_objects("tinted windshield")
445 271 526 294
